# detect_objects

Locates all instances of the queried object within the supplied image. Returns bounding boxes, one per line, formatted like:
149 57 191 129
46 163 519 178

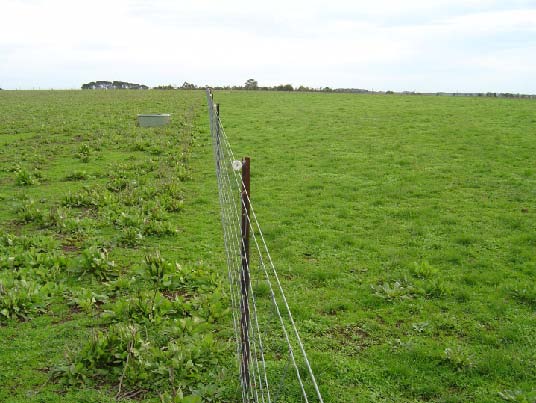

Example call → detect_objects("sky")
1 0 536 92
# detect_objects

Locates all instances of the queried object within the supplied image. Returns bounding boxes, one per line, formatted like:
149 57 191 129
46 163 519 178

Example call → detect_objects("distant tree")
244 79 258 90
95 81 113 89
113 80 130 89
322 87 332 92
81 81 96 90
81 80 147 90
153 84 175 90
181 82 197 89
275 84 293 91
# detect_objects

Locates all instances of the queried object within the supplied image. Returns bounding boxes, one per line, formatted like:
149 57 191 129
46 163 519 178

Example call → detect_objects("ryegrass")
213 91 536 402
0 89 535 402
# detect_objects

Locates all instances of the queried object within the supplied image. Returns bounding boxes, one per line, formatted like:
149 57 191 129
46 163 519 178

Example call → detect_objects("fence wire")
206 88 324 403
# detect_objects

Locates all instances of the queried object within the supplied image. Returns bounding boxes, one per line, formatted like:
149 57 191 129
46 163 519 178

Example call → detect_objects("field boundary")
206 88 324 403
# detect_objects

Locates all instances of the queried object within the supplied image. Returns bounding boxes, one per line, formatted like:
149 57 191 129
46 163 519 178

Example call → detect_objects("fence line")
206 88 324 403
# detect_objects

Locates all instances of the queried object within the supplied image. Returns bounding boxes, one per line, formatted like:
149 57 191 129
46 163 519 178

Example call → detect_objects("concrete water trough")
137 114 171 127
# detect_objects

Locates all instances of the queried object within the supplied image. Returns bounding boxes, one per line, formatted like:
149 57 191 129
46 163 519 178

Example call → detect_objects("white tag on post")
232 160 243 171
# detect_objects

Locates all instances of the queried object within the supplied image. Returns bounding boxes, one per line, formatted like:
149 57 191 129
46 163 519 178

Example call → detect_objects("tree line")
79 79 536 98
81 81 149 90
215 79 342 92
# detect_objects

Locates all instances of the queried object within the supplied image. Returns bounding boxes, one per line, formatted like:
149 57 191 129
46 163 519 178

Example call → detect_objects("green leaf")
181 395 202 403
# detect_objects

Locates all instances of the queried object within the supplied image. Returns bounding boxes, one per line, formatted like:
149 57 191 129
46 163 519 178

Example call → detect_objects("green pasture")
0 90 234 402
216 91 536 403
0 89 535 402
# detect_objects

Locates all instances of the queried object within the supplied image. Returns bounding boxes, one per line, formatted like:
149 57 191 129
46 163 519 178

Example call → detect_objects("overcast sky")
1 0 535 92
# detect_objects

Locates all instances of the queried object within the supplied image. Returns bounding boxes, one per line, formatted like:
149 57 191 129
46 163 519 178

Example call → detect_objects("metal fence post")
215 104 221 177
240 157 251 396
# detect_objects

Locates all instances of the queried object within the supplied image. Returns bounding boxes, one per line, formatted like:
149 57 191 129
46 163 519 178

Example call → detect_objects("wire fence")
206 88 324 403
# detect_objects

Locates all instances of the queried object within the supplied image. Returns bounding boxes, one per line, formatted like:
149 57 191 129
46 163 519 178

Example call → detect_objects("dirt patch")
61 244 79 253
52 315 72 325
325 323 374 351
162 289 191 301
115 387 148 401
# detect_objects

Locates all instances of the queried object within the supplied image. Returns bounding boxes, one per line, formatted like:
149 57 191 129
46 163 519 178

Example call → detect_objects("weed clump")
0 278 47 321
15 168 42 186
76 144 91 163
442 345 475 371
63 170 88 181
54 257 227 400
78 247 116 281
372 279 416 301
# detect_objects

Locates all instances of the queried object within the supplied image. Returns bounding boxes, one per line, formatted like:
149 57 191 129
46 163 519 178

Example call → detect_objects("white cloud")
1 0 535 91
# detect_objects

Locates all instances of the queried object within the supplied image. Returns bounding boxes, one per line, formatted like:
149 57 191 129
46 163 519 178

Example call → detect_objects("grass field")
1 90 535 403
0 90 236 402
